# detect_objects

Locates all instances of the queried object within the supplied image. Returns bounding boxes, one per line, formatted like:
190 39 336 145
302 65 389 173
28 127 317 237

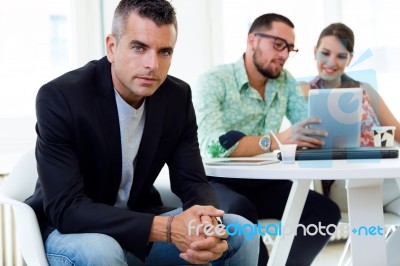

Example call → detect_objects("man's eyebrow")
128 39 174 53
129 39 149 48
161 46 174 53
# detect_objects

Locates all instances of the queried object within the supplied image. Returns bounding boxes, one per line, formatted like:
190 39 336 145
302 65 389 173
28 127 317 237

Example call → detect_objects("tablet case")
277 147 399 161
308 88 363 148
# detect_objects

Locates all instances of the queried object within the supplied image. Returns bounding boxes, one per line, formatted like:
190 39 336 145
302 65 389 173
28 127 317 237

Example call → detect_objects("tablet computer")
308 88 363 148
276 147 399 160
205 159 280 166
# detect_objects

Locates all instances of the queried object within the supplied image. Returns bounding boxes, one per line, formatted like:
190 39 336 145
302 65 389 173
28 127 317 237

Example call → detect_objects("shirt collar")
232 55 250 92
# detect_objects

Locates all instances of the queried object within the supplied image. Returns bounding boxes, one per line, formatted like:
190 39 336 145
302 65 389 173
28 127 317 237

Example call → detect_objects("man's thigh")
45 229 127 266
44 209 254 266
45 229 189 266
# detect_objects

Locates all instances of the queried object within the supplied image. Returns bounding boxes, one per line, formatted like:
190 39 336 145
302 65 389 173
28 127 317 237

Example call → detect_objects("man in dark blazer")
25 1 258 265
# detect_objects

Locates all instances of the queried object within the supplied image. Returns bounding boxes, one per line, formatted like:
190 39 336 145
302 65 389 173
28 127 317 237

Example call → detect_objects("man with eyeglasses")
193 13 340 266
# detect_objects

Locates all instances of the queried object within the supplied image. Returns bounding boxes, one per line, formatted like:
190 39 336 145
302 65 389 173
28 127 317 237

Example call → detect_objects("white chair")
0 149 184 266
0 149 49 266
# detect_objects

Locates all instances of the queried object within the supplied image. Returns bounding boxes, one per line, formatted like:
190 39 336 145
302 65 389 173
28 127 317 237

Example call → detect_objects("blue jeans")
44 210 259 266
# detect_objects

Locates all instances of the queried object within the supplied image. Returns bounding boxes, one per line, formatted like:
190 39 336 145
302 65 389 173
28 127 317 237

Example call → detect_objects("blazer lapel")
129 88 166 201
93 58 122 195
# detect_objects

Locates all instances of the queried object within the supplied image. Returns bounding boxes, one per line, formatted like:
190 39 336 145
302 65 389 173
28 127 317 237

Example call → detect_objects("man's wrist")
269 134 279 151
149 216 169 242
166 215 175 243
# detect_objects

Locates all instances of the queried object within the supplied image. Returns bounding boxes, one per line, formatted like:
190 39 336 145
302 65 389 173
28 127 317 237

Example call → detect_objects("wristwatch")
258 135 271 151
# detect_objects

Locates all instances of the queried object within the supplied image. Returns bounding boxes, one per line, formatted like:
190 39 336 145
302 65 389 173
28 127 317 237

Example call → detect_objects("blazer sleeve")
166 87 219 210
35 83 154 260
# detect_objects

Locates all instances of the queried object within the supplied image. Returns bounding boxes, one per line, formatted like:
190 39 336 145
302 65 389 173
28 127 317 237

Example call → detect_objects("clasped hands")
172 205 228 264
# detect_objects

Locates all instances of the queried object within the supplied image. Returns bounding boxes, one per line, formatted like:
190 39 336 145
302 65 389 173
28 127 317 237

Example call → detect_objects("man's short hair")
248 13 294 34
112 0 177 43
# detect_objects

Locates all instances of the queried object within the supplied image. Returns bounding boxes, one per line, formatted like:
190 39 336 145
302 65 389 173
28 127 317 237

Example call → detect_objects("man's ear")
248 34 256 51
105 34 116 63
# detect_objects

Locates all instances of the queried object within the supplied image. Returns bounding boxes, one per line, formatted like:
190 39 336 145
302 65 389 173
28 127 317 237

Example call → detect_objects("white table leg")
346 179 387 266
268 179 311 266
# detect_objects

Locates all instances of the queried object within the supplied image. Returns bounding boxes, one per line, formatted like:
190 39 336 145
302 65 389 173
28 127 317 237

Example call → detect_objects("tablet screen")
308 88 362 148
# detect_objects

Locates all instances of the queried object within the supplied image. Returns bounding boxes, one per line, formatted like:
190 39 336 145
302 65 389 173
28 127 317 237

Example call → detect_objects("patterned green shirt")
193 56 307 158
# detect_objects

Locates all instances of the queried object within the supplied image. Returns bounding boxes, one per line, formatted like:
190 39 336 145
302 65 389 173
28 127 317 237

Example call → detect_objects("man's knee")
316 193 341 225
77 234 127 265
304 191 342 226
223 214 259 248
46 231 127 266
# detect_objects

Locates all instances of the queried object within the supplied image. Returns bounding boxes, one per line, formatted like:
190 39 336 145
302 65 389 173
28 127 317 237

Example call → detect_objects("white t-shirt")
114 90 145 208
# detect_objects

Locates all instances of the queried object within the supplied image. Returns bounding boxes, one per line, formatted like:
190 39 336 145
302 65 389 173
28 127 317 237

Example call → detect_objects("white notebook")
205 159 279 166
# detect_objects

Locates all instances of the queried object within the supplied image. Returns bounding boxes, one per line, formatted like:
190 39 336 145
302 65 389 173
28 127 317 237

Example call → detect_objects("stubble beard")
253 52 281 80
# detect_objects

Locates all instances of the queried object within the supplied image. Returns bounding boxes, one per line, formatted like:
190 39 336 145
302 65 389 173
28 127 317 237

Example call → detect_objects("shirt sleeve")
193 70 238 158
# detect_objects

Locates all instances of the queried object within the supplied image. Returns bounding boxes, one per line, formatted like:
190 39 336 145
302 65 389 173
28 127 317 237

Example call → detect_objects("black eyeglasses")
254 33 299 56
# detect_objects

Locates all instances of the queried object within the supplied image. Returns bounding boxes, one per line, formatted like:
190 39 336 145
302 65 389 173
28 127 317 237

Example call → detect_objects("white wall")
168 0 216 86
0 0 106 173
1 0 399 173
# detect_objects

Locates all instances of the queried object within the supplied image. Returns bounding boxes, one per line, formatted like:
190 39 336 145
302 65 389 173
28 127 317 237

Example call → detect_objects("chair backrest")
0 148 49 266
153 165 182 208
1 148 38 201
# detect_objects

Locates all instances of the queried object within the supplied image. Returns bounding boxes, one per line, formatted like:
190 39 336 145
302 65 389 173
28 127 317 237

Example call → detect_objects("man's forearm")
229 135 280 157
